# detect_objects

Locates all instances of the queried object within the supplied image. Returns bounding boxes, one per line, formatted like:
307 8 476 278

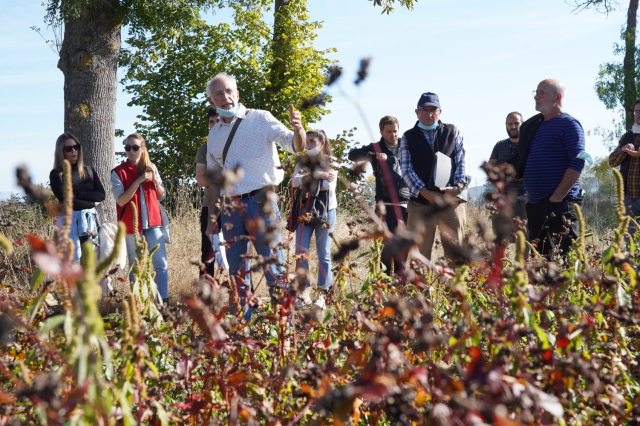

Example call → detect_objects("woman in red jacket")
111 133 168 303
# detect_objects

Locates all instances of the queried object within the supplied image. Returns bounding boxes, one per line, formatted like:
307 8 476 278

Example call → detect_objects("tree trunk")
270 0 291 97
623 0 639 130
58 1 121 224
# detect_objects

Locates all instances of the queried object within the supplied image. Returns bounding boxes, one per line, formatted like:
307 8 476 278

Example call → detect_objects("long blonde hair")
53 132 87 179
125 133 153 177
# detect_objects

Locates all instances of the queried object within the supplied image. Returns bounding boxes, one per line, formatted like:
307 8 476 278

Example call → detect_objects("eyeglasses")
532 90 557 97
634 110 640 115
63 144 80 153
417 107 440 114
212 88 236 98
124 144 141 152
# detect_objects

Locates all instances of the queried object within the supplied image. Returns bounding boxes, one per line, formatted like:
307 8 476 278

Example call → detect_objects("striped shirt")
399 126 470 198
523 113 585 204
206 105 296 196
609 133 640 199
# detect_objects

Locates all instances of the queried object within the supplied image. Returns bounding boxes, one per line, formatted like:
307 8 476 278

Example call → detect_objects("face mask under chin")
418 122 439 131
216 104 239 118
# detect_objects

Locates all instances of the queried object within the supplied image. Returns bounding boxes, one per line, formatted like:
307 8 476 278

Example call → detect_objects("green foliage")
371 0 418 14
120 0 335 187
594 28 640 123
45 0 214 30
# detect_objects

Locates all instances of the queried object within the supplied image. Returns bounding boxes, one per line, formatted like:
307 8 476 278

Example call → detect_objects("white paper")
434 152 452 189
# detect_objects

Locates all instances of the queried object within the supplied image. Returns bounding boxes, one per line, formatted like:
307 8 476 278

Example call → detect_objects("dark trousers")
382 204 409 274
200 207 216 276
526 197 582 259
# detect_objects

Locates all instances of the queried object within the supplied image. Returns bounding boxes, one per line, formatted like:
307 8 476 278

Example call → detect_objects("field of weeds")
0 163 639 425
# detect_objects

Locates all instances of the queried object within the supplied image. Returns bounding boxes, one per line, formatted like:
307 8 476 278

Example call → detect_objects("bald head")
541 79 565 97
535 79 565 119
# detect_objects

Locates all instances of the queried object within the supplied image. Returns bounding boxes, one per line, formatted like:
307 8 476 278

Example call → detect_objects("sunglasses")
63 144 80 153
124 145 141 152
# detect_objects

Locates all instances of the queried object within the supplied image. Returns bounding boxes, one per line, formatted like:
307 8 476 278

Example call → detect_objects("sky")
0 0 630 197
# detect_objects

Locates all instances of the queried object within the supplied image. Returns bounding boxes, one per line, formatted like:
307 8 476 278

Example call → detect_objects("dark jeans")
200 207 216 276
382 204 409 274
526 197 583 259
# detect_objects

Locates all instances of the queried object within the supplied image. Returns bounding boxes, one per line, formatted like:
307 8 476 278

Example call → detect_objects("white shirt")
206 105 296 195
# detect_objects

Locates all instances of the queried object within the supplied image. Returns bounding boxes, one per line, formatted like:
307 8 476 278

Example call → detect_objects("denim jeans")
625 197 640 234
125 226 168 300
221 194 285 320
57 208 99 262
295 208 336 291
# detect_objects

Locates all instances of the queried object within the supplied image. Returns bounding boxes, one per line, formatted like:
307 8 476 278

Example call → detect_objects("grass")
0 187 619 302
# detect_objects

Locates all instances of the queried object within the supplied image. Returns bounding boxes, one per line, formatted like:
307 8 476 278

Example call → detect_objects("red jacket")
113 161 161 234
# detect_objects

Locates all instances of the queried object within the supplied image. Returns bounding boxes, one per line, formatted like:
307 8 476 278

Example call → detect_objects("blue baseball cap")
417 92 440 108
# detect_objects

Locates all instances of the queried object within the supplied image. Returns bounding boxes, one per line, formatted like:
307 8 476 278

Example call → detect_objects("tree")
47 0 416 222
584 0 640 130
48 0 216 223
119 0 334 189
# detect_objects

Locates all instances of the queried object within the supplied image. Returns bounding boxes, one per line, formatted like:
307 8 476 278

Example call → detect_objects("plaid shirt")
399 126 470 197
609 133 640 199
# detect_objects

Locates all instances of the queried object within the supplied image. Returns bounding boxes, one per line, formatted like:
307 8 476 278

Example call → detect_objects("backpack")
287 179 329 232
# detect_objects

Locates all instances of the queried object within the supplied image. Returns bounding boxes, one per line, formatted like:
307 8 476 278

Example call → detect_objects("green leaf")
39 315 65 335
30 268 45 292
27 292 47 323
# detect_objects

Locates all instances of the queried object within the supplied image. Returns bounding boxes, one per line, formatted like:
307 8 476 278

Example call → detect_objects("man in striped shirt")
609 99 640 233
399 92 470 262
520 79 585 258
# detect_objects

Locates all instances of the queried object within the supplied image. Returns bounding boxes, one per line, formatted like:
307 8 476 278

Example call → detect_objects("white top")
206 105 296 196
110 162 165 230
292 159 338 211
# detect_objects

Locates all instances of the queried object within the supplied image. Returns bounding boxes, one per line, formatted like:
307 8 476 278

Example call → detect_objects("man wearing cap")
399 92 470 261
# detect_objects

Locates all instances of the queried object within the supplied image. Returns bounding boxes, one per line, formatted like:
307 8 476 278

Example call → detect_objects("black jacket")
507 113 544 180
348 138 410 204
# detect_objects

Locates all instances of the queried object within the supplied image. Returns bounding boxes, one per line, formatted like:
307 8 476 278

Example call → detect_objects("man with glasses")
399 92 470 262
609 98 640 232
508 79 585 259
204 73 305 319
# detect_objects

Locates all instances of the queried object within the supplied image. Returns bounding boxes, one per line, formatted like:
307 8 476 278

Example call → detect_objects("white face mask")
306 146 321 157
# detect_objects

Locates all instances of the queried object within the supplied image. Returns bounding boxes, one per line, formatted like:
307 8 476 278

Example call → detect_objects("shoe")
295 287 312 308
314 292 326 310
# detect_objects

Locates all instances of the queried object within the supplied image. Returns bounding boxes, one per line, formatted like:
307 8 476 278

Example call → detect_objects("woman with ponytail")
49 132 105 262
111 133 169 303
291 129 337 310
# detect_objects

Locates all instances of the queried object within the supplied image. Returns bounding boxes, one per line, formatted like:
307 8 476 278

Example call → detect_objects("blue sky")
0 0 629 196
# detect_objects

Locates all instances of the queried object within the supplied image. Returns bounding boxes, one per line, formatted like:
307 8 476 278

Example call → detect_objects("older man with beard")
508 79 586 259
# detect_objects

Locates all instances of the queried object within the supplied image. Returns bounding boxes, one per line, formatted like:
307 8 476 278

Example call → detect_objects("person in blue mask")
399 92 470 262
203 73 306 320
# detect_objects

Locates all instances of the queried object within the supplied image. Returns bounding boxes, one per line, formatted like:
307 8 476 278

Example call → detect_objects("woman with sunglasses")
49 132 105 262
111 133 168 303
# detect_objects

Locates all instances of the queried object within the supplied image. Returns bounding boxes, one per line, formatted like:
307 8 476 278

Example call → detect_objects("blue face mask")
216 104 239 118
418 122 439 131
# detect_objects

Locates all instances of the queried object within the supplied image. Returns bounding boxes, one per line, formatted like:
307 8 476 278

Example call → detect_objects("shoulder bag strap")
222 116 245 166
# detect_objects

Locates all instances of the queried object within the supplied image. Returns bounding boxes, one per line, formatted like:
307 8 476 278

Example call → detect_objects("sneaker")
295 287 312 308
314 292 326 310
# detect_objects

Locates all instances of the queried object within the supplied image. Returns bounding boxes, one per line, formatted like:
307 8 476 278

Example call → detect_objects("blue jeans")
295 208 336 291
125 226 168 300
221 194 285 319
56 208 99 262
625 197 640 234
